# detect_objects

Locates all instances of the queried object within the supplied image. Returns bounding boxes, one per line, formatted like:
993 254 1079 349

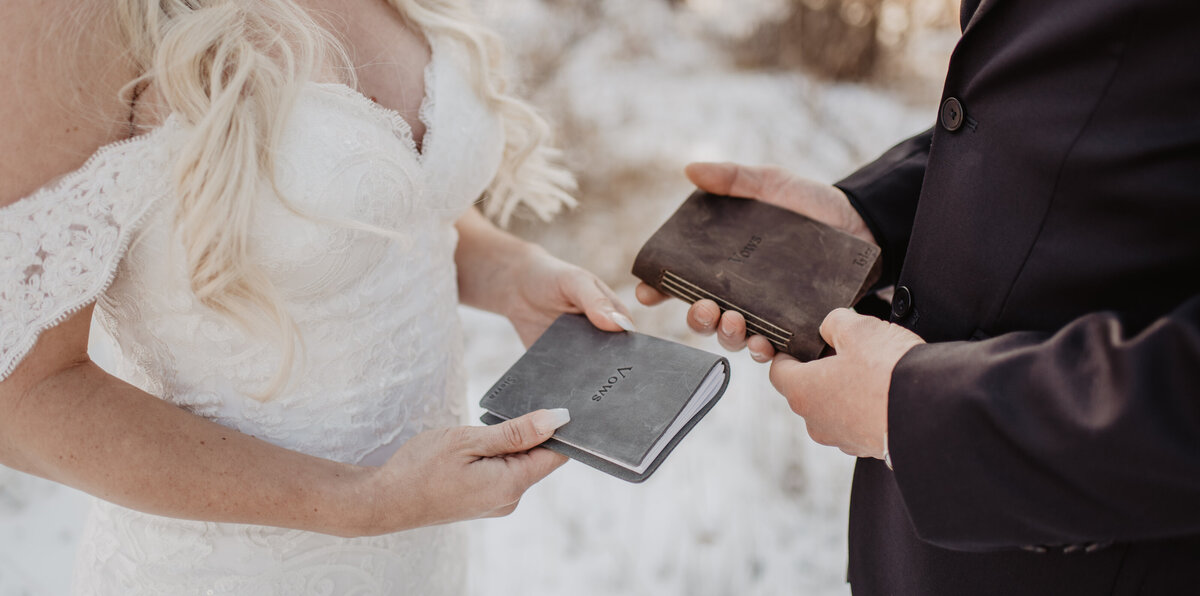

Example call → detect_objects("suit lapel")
960 0 999 37
960 0 982 30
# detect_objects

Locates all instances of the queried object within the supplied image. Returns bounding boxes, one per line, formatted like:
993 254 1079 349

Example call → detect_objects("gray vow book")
480 314 730 483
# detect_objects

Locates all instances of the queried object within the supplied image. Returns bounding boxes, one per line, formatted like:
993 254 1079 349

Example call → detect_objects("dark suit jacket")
833 0 1200 593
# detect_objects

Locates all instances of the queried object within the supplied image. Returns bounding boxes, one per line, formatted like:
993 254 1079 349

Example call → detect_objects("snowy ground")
0 1 951 594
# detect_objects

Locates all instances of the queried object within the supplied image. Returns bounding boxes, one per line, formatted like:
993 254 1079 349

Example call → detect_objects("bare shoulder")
0 0 138 207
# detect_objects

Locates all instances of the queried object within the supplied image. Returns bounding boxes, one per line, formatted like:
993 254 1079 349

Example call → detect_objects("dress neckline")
310 35 440 162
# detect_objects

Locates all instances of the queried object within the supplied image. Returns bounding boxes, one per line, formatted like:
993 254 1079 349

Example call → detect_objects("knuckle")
501 421 526 450
729 166 749 195
763 166 791 195
807 427 831 446
575 271 601 294
444 427 472 449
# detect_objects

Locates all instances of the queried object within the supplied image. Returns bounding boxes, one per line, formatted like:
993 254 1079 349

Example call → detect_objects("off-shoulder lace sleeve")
0 134 168 381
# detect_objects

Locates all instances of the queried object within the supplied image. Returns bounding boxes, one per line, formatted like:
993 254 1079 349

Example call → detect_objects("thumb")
475 409 571 456
768 351 807 395
818 307 874 353
565 273 636 333
685 162 770 200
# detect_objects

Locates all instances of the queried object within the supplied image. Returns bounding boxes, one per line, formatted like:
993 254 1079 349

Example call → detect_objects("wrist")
493 242 549 320
332 464 405 538
456 221 541 314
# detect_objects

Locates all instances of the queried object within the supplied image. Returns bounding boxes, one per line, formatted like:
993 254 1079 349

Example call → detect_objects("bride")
0 0 635 593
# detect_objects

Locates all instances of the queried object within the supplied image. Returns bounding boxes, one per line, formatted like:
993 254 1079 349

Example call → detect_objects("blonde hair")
115 0 576 398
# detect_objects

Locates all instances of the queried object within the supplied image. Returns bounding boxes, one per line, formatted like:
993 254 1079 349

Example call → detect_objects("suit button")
1020 545 1049 554
892 286 914 319
1062 544 1084 554
940 97 965 132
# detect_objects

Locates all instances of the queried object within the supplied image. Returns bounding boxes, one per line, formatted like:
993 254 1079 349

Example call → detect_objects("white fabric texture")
2 34 504 595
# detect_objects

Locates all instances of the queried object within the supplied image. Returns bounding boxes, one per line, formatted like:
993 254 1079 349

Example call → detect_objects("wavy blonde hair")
115 0 576 398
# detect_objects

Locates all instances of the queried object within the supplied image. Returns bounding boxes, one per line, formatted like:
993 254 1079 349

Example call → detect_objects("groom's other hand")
768 308 923 460
636 162 876 362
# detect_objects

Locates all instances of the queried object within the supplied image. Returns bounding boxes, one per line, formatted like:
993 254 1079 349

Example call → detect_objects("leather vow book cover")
633 190 882 361
480 314 730 483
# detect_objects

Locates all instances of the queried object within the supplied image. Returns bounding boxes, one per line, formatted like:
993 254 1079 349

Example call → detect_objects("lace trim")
310 36 439 162
0 123 173 380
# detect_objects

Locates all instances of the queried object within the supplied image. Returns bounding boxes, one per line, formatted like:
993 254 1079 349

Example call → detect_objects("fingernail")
695 313 713 327
749 350 766 362
611 311 636 332
720 317 735 336
533 408 571 436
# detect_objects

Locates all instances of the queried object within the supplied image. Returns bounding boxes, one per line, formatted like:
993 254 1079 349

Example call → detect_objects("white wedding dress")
0 34 503 595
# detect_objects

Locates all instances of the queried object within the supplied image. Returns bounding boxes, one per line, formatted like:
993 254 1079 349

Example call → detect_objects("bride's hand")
501 245 635 346
362 409 571 535
455 208 634 346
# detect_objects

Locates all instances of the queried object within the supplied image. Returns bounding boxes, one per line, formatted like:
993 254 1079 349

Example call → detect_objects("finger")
473 409 571 456
514 446 569 485
565 272 634 332
685 162 770 200
717 310 748 352
496 447 568 509
593 279 636 328
768 352 809 399
686 300 722 335
818 307 864 353
746 335 776 362
635 282 671 306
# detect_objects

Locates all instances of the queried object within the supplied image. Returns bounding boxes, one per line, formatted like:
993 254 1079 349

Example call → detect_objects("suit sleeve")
888 293 1200 551
833 128 933 288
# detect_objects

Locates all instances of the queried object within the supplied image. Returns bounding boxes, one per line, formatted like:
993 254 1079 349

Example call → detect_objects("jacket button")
940 97 965 131
892 286 914 319
1020 545 1049 554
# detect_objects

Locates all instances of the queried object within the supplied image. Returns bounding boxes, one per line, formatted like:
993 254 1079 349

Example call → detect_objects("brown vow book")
633 190 882 361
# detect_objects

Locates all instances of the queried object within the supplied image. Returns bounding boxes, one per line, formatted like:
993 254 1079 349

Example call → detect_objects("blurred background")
0 0 958 594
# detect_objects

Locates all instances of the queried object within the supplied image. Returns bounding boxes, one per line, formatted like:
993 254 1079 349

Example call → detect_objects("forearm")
888 294 1200 549
454 207 540 315
1 362 378 538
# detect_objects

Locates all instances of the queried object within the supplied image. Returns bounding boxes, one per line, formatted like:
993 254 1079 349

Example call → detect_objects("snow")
0 1 950 594
462 302 856 596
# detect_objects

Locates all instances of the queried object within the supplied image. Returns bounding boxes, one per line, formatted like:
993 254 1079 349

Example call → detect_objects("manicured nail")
749 350 766 362
533 408 571 436
611 311 636 332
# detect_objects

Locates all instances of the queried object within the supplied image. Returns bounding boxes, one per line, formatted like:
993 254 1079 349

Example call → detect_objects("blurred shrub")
730 0 882 80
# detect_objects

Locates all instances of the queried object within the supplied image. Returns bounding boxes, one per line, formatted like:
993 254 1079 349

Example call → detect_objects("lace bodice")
2 37 502 595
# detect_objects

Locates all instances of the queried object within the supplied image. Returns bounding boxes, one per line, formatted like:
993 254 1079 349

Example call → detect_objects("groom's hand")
636 162 875 362
768 308 923 460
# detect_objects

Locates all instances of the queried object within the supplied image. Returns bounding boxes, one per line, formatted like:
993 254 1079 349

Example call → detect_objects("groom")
640 0 1200 593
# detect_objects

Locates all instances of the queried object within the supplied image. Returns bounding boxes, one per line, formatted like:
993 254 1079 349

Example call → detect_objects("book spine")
655 269 795 354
